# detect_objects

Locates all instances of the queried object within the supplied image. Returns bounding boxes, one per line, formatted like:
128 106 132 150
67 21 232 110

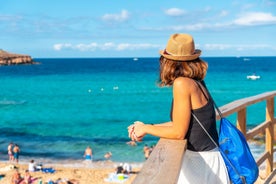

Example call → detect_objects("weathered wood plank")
246 120 270 140
266 98 274 174
133 139 187 184
237 108 247 134
256 151 270 166
216 91 276 119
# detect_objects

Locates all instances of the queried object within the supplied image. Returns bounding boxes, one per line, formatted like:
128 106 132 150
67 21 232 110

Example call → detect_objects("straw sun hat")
159 33 201 61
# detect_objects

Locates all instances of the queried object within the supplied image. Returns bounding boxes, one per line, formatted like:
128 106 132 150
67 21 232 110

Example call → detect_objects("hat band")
164 49 172 55
164 49 196 57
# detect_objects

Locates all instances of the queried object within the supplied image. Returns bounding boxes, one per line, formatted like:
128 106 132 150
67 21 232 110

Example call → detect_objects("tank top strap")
193 80 209 101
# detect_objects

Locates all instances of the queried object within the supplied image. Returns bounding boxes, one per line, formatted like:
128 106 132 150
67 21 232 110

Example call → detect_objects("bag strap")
191 113 219 148
192 80 219 147
194 80 209 101
194 80 223 118
192 112 245 183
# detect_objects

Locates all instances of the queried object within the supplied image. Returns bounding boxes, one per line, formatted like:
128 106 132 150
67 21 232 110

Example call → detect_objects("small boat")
247 74 260 80
133 58 138 61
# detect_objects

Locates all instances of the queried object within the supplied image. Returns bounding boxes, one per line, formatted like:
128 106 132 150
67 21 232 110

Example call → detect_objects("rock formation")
0 49 37 66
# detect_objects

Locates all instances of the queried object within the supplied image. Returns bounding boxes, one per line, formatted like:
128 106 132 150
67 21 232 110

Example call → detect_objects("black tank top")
170 80 218 151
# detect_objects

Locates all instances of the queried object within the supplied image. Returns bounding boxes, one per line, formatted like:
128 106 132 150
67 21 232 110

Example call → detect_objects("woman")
11 170 22 184
23 170 32 184
8 142 14 162
128 33 230 184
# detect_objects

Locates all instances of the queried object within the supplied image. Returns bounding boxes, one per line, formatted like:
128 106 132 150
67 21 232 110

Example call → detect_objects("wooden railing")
133 91 276 184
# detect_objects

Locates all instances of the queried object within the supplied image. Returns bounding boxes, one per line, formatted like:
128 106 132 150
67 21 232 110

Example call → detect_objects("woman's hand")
128 121 146 142
128 124 135 139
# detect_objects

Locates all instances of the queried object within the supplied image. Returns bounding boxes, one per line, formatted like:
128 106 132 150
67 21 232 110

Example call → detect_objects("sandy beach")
0 160 141 184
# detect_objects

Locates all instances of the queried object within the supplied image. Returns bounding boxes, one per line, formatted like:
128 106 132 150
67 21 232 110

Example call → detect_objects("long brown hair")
158 56 208 86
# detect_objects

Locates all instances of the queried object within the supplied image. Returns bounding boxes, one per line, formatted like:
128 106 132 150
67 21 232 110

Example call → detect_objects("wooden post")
237 108 247 135
265 98 274 176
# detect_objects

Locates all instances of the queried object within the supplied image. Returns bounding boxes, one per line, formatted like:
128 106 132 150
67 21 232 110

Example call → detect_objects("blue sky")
1 0 276 58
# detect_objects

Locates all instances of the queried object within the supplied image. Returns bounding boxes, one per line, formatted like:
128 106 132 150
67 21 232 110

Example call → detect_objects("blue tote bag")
192 80 259 184
192 112 259 184
219 117 259 184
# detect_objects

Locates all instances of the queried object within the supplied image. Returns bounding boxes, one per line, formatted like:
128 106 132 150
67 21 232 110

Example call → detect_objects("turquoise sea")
0 57 275 163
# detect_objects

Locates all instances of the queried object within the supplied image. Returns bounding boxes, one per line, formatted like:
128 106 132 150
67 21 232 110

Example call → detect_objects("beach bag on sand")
192 81 259 184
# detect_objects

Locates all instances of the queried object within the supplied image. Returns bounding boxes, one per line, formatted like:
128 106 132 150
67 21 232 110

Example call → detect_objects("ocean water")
0 57 275 163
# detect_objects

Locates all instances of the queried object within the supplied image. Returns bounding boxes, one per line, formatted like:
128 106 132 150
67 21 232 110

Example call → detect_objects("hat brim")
159 49 201 61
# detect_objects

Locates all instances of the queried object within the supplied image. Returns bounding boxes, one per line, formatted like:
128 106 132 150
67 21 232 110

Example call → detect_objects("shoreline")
0 159 143 183
1 155 144 169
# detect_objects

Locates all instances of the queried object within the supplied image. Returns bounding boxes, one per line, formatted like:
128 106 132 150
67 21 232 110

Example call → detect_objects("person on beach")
83 146 93 161
11 170 22 184
116 163 124 174
123 163 132 174
23 170 32 184
8 142 14 162
128 33 230 184
143 144 151 160
13 144 20 163
126 140 137 146
28 160 36 172
104 151 112 160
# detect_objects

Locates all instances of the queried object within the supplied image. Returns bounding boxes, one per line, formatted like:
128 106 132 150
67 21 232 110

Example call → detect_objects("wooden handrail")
133 91 276 183
216 91 276 119
133 139 187 184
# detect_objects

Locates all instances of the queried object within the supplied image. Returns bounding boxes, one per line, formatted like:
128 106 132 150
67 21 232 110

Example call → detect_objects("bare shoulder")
173 77 195 98
173 77 196 95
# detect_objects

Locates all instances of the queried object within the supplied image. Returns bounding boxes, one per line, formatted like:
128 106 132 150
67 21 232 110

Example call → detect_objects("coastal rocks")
0 49 37 66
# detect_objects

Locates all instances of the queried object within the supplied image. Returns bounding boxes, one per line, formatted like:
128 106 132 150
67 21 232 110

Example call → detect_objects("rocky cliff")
0 49 37 66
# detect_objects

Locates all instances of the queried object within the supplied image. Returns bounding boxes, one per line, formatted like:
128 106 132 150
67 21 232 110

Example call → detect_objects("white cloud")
0 15 22 21
117 43 160 51
203 43 271 51
140 23 213 32
53 42 274 55
53 42 160 52
101 42 115 50
204 44 232 51
164 8 186 16
53 43 72 51
264 0 276 6
219 10 229 17
143 11 276 32
236 44 271 51
75 43 98 51
234 12 276 26
102 10 130 22
204 6 212 12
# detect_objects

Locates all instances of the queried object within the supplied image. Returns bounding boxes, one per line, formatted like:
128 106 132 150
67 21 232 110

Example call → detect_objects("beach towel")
41 168 56 173
104 173 129 183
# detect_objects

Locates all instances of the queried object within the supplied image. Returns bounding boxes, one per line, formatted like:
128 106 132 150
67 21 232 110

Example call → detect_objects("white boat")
247 74 260 80
133 58 138 61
